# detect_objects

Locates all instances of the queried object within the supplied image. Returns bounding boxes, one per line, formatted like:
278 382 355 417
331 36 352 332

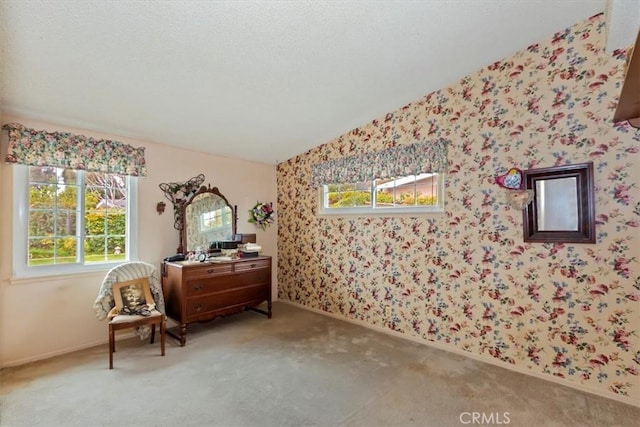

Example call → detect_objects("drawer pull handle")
207 269 214 274
194 284 203 291
250 263 256 268
194 304 203 312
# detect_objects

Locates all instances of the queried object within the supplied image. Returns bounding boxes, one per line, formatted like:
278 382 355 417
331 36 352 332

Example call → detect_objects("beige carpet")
0 302 638 427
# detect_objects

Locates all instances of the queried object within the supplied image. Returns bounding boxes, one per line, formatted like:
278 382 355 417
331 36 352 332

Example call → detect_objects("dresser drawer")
185 263 233 279
186 285 270 317
234 258 271 272
186 269 270 296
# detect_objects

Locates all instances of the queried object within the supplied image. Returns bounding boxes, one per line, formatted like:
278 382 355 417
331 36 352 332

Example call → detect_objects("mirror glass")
535 177 578 231
179 186 236 253
523 162 595 243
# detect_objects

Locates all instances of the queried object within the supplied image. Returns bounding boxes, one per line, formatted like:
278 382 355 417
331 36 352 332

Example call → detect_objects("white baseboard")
280 300 640 409
0 332 135 369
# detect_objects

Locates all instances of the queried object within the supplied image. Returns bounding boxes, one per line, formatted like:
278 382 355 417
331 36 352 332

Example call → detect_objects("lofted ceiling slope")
0 1 610 164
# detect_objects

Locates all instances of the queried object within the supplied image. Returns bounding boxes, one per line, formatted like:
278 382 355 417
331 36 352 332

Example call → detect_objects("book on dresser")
161 255 272 346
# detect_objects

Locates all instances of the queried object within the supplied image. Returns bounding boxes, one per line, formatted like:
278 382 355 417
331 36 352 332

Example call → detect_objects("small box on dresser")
161 256 272 346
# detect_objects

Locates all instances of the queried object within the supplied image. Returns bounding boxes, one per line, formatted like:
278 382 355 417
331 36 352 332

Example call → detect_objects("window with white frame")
311 139 449 216
319 173 445 214
13 165 137 276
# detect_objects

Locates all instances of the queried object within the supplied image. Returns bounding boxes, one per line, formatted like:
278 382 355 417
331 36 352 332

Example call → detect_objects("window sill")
317 207 445 218
7 263 124 285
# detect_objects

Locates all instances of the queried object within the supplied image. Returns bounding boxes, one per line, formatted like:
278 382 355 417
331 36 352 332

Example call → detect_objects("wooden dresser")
161 256 272 346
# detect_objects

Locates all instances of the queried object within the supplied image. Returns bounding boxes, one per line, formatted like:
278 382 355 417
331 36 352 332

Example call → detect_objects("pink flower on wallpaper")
550 307 566 320
527 284 542 302
509 306 526 316
560 333 578 345
463 303 474 319
613 329 631 351
625 366 638 376
626 292 639 302
553 351 570 368
552 285 569 302
588 354 609 367
560 267 578 278
588 284 609 297
613 184 631 205
613 257 631 278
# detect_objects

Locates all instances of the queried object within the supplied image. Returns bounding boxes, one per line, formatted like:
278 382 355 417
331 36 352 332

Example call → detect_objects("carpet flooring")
0 301 638 427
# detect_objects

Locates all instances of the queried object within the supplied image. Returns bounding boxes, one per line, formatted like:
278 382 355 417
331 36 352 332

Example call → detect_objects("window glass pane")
85 236 107 263
85 173 127 264
53 238 76 264
30 211 56 236
28 237 76 266
107 237 126 261
416 173 438 206
30 183 56 209
353 182 371 207
58 183 78 211
28 238 53 265
395 181 417 206
321 173 442 213
374 178 395 207
106 210 126 236
29 166 58 184
56 210 76 236
61 169 79 185
326 182 371 208
57 237 77 262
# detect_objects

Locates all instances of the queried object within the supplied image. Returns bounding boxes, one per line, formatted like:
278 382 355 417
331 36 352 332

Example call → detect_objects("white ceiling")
0 0 614 165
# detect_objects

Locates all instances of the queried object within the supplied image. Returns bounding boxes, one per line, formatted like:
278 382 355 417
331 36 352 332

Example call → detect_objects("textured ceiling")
0 1 612 164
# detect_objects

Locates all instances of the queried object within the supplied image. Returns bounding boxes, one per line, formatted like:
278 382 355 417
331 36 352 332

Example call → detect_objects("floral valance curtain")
2 123 147 177
311 138 449 186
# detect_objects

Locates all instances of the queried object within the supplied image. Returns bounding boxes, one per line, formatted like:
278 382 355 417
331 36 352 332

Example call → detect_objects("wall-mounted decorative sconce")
159 174 206 230
156 201 166 215
495 167 534 210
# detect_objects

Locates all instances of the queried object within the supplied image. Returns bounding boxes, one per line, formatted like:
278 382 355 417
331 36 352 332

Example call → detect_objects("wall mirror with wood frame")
522 162 595 243
178 185 237 254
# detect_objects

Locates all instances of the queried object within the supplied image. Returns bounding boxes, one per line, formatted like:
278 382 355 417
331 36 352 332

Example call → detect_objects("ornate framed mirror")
522 162 595 243
178 185 237 254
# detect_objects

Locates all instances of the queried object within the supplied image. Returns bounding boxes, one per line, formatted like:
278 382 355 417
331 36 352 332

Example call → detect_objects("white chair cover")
93 261 166 340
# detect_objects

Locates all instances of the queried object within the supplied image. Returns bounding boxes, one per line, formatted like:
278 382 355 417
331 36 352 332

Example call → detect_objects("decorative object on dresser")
161 181 271 346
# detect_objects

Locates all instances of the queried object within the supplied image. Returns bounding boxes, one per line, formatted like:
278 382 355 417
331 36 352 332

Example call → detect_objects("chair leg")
109 325 115 369
150 324 156 344
160 316 166 357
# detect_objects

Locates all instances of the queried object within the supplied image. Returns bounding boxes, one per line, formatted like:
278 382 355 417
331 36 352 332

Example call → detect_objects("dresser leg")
267 301 272 319
180 323 187 347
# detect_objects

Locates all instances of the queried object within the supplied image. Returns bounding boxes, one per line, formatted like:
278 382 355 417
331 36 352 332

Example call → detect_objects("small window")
319 173 445 215
13 165 137 277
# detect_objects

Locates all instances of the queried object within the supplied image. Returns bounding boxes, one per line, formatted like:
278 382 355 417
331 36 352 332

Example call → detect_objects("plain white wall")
0 115 278 367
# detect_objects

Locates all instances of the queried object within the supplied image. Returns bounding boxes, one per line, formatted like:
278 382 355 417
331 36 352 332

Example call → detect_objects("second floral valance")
311 138 449 186
2 123 147 177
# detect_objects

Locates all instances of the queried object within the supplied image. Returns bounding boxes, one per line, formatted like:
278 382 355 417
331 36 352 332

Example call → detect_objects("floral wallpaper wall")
276 14 639 404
